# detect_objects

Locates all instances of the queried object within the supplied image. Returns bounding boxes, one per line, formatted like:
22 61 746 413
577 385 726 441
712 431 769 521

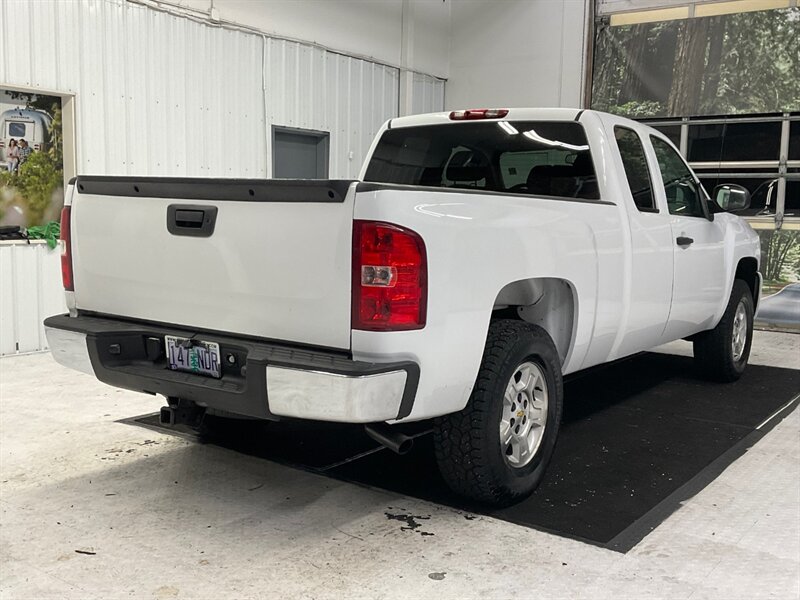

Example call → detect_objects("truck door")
649 136 726 341
610 125 674 359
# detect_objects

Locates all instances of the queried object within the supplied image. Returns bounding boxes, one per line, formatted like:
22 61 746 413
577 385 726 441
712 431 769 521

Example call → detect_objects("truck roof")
389 108 588 129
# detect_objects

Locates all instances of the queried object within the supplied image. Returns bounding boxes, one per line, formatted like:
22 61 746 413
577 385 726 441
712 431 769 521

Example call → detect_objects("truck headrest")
446 150 490 182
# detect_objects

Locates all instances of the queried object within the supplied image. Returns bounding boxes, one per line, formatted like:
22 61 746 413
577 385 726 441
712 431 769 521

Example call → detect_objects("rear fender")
493 277 577 367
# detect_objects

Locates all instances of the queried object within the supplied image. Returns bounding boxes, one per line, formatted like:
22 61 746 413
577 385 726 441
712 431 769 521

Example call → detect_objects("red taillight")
449 108 509 120
352 220 427 331
60 206 74 291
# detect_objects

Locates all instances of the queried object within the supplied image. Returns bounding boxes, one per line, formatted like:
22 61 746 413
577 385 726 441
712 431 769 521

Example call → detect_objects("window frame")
614 125 659 214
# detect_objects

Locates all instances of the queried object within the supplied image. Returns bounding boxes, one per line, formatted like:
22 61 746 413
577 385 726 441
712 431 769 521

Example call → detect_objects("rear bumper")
44 314 419 423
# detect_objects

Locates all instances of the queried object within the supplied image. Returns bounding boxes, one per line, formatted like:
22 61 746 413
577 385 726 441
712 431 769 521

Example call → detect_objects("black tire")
433 319 563 507
693 279 754 382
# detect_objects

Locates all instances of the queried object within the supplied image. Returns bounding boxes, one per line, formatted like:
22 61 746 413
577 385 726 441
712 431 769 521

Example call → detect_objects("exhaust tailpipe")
364 423 414 455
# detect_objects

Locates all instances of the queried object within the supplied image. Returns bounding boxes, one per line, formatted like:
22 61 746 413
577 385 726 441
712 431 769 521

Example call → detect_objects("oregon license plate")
165 335 221 378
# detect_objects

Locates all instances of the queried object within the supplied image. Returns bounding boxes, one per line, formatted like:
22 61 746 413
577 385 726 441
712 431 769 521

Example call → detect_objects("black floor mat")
130 352 800 551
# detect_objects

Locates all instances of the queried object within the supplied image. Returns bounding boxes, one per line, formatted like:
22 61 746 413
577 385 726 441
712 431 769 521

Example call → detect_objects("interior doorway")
272 126 330 179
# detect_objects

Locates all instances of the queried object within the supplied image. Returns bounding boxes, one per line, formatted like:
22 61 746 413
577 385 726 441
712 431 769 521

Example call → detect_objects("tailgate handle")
167 204 218 237
175 209 204 227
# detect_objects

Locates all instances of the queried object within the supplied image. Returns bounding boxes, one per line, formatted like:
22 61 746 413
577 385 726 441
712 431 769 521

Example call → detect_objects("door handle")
676 236 694 247
167 204 218 237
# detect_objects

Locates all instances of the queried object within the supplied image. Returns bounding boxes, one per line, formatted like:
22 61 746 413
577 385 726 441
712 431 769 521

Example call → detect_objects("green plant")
0 96 64 227
609 100 665 118
16 151 63 225
758 230 800 283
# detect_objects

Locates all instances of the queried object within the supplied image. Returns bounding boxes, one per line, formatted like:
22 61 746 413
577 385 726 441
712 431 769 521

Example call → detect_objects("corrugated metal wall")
412 73 446 118
0 242 67 356
1 0 266 177
263 39 400 179
0 0 445 355
0 0 445 180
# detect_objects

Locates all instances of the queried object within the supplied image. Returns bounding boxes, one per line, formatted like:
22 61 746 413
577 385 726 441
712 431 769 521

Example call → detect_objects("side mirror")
713 184 751 212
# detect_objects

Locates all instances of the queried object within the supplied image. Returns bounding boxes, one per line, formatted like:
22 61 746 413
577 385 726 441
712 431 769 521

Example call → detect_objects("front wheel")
693 279 754 382
433 320 563 507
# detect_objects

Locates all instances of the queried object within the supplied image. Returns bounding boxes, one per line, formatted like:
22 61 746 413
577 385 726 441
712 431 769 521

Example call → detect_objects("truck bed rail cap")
74 176 356 203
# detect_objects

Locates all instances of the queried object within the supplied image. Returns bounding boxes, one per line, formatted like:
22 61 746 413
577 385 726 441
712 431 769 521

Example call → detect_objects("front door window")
651 136 706 218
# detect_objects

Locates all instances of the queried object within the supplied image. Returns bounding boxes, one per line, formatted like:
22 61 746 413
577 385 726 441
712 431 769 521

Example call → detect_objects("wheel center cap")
516 409 525 419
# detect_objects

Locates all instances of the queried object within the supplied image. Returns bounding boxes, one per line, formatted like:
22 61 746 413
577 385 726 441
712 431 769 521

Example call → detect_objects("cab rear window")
364 121 599 200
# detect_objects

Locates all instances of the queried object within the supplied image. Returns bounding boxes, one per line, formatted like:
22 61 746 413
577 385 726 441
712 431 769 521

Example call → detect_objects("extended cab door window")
615 126 657 212
651 136 706 218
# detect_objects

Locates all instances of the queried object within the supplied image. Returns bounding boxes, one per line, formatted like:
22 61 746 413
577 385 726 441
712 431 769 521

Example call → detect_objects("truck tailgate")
70 178 356 350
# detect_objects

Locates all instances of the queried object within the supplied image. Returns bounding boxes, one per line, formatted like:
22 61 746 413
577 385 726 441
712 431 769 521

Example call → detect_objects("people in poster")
6 138 19 173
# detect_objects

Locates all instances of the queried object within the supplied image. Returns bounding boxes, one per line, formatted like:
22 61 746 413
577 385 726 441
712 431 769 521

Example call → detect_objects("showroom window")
686 121 783 163
790 121 800 160
590 4 799 221
696 172 780 217
641 114 797 220
590 2 799 324
614 126 656 212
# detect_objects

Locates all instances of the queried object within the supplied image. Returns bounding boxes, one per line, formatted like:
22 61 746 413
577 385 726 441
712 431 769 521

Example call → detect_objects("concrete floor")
1 332 798 599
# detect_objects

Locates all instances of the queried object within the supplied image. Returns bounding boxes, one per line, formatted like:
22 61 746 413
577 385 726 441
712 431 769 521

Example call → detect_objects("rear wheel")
433 320 563 507
693 279 754 382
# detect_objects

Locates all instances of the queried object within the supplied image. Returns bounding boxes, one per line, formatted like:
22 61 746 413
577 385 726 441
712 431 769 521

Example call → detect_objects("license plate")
165 335 221 378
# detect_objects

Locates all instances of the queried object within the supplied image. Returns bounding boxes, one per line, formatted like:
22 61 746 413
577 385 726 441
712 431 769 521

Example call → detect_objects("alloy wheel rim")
500 361 548 469
731 300 748 362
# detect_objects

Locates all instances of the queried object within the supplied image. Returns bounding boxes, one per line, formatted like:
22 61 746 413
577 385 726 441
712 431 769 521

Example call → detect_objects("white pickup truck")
45 108 761 506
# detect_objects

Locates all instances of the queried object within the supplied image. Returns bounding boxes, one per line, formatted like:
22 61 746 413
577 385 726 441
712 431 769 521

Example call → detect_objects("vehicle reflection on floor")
756 283 800 330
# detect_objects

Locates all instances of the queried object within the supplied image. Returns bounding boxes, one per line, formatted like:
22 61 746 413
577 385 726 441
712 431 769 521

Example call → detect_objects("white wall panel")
0 0 416 180
0 246 16 356
1 0 266 177
0 242 67 357
447 0 588 110
0 0 443 353
165 0 451 78
412 73 446 116
263 39 400 178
